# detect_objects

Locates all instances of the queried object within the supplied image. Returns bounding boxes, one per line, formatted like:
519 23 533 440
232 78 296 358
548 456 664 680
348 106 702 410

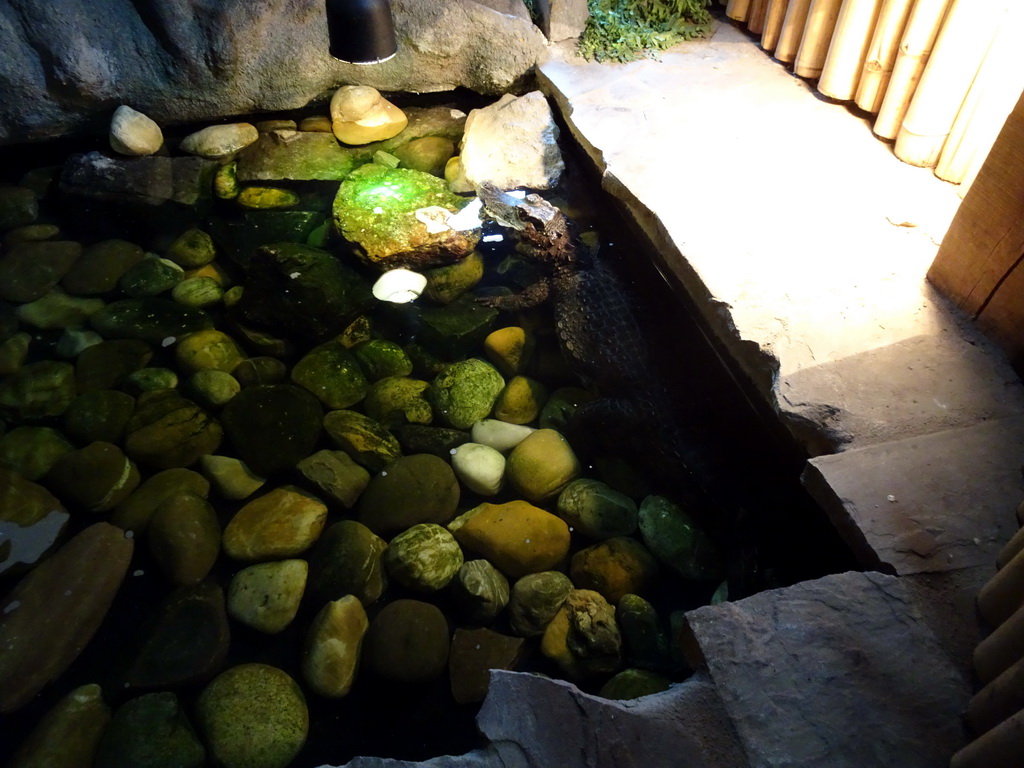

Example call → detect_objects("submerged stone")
0 360 76 422
322 409 401 472
393 424 472 458
94 692 205 768
541 589 622 681
0 425 74 481
484 325 536 377
556 478 638 540
506 428 581 503
617 593 674 674
424 248 485 304
175 329 245 375
599 668 672 700
429 358 505 430
0 466 70 577
75 339 153 392
0 186 38 229
333 164 480 269
227 559 308 634
7 683 110 768
0 241 81 303
199 454 266 500
449 627 524 706
236 130 360 181
418 293 500 359
569 536 659 605
89 298 213 344
448 500 571 578
123 389 222 469
111 467 211 534
223 485 327 561
118 257 185 297
450 559 510 624
363 376 433 427
302 596 369 698
0 523 133 713
384 523 464 592
196 664 308 768
352 339 414 381
46 440 141 513
148 491 221 586
295 449 370 509
291 340 369 409
221 384 323 477
125 581 230 690
508 571 574 637
179 123 259 159
394 136 456 178
307 519 388 607
364 599 449 683
638 495 724 581
60 238 145 295
357 453 460 536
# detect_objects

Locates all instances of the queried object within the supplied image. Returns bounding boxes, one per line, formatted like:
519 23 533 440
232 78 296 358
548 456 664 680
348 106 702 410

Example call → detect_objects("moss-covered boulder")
290 340 369 409
363 376 433 427
333 164 480 270
638 495 724 581
352 339 413 382
429 358 504 430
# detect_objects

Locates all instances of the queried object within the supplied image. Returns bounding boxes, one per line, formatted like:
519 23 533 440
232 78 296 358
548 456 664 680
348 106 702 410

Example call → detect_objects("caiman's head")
476 181 577 269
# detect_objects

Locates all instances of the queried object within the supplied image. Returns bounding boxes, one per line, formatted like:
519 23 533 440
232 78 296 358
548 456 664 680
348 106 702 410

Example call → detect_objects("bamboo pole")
727 0 752 22
950 707 1024 768
935 6 1024 186
762 0 791 51
793 0 844 79
872 0 953 139
748 0 769 34
855 0 915 113
775 0 813 63
967 655 1024 736
894 0 1002 167
819 0 886 101
974 601 1024 684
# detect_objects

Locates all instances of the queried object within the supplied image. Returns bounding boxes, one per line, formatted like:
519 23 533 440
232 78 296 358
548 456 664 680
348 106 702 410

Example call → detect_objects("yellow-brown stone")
493 375 546 425
223 485 327 561
506 428 581 503
483 326 535 377
448 500 570 578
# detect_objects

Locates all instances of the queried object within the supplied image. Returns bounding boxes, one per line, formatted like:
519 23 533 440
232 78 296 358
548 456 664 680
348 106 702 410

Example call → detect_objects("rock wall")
0 0 547 145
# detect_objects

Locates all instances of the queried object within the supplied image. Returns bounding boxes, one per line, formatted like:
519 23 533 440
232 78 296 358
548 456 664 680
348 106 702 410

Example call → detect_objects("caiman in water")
475 182 718 522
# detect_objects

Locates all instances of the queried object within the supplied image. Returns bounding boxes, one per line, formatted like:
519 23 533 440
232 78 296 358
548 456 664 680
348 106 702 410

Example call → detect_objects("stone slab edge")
802 416 1024 576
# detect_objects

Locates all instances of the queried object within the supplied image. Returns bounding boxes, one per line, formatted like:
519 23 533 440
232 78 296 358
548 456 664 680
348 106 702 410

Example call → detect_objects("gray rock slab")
803 417 1024 575
681 571 971 768
537 25 1024 454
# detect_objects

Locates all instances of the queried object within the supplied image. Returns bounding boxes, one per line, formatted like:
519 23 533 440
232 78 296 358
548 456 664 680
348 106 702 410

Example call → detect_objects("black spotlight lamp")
327 0 398 64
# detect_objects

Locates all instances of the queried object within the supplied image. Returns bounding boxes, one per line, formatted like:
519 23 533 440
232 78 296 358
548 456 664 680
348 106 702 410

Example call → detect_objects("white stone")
179 122 259 159
460 91 565 190
109 105 164 156
471 419 535 453
372 269 428 304
452 442 506 496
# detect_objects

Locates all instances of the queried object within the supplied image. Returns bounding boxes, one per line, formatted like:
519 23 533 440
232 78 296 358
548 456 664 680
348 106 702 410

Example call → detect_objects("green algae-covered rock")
214 162 241 199
16 289 104 330
363 376 433 427
450 559 510 624
196 664 308 768
221 384 323 477
62 389 133 446
364 599 449 683
429 358 504 430
167 228 216 268
94 692 205 768
0 426 73 481
0 360 76 422
290 340 369 409
0 332 30 376
90 298 213 344
186 370 241 410
123 367 178 393
424 249 485 305
302 596 369 698
539 386 596 431
638 495 724 581
333 164 480 269
119 257 185 297
307 519 387 606
384 523 464 592
237 186 301 209
599 668 672 700
508 571 574 638
322 409 401 472
357 453 460 536
227 559 308 634
352 339 413 381
556 478 638 540
124 389 222 469
171 276 223 308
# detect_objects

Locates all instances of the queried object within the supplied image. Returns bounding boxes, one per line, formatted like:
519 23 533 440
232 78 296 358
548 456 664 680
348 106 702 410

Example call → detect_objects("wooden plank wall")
928 89 1024 372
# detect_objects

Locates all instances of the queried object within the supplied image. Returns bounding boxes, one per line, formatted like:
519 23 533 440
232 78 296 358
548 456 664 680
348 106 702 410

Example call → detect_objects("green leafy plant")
579 0 713 63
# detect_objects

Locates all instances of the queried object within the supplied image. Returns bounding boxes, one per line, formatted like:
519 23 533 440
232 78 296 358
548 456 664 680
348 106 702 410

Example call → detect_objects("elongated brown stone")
0 522 133 712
